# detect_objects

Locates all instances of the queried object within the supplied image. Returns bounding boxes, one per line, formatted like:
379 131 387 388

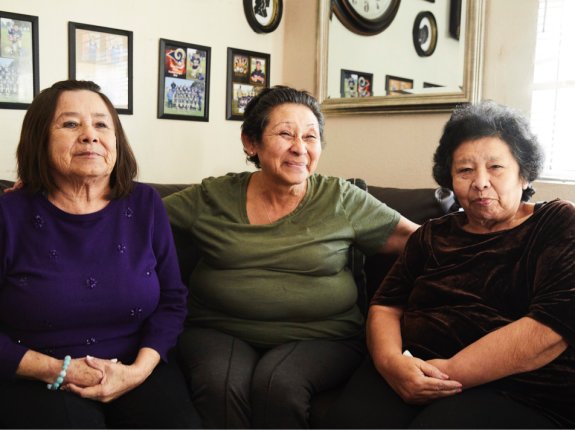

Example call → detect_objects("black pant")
178 327 365 429
323 357 560 429
0 359 202 429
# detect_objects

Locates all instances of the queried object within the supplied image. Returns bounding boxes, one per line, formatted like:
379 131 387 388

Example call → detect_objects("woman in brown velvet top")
325 101 575 428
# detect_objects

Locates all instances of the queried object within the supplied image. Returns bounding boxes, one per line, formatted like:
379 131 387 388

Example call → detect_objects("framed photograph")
243 0 283 33
340 69 373 98
157 39 210 122
68 22 133 114
449 0 462 40
412 11 438 57
0 11 39 109
226 47 270 121
385 75 414 95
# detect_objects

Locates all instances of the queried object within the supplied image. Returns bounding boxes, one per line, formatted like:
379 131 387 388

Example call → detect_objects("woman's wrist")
47 355 71 390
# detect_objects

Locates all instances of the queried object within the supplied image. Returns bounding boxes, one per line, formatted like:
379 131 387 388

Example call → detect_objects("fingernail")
110 358 118 363
86 355 93 360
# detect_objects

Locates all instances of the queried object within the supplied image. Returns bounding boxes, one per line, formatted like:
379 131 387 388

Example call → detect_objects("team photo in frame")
0 11 39 109
158 38 211 121
226 47 270 120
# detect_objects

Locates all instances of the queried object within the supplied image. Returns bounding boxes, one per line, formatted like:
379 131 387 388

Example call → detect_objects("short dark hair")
432 100 544 202
241 85 325 168
16 80 137 199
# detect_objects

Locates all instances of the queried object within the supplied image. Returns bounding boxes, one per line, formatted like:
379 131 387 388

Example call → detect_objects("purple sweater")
0 183 187 381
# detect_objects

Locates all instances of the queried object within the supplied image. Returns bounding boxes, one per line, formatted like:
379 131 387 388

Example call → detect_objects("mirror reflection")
317 0 484 113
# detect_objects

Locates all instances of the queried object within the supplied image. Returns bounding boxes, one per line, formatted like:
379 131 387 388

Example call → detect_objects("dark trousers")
323 357 559 429
0 358 202 429
178 327 365 429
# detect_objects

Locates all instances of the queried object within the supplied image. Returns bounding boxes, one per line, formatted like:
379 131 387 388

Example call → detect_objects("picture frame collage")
158 38 211 122
226 48 270 120
0 9 271 123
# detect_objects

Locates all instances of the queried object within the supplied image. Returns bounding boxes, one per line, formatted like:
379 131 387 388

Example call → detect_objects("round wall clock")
413 11 438 57
243 0 283 34
332 0 401 36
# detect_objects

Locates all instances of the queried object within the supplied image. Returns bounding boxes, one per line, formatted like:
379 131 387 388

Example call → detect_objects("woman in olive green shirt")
164 86 417 429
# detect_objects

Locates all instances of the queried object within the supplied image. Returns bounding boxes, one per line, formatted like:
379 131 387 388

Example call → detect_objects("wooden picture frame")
412 11 438 57
385 75 414 95
157 38 210 121
226 47 270 121
0 11 39 109
243 0 283 33
68 22 133 114
340 69 373 98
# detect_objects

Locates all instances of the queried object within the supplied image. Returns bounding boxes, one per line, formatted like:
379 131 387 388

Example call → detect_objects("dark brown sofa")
0 178 446 427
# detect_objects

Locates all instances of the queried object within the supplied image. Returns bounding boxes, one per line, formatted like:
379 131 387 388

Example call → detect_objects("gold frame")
316 0 485 115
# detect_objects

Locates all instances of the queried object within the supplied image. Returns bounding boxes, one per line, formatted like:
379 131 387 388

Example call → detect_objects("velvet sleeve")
138 188 188 362
527 200 575 346
370 223 429 307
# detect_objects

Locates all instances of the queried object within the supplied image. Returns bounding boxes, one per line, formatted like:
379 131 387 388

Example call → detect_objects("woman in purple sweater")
0 80 201 428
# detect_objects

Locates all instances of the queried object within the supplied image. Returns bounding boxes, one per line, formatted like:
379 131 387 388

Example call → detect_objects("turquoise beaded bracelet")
47 355 71 390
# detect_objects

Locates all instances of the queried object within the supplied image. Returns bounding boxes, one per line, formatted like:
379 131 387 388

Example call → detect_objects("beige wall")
2 0 574 201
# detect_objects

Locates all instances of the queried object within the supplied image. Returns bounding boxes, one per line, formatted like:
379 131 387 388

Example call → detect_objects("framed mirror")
317 0 485 114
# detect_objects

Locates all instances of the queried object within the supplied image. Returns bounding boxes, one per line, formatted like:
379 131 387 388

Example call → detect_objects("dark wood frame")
385 74 414 95
226 47 270 121
68 22 133 114
0 11 39 109
449 0 462 40
243 0 283 33
412 11 438 57
332 0 400 36
340 69 373 98
157 38 211 122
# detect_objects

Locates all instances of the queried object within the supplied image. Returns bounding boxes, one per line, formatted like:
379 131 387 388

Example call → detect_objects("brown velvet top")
372 199 575 427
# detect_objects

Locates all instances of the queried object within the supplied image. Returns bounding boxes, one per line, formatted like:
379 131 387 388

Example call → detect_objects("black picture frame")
423 82 443 88
412 11 438 57
68 22 133 114
340 69 373 98
332 0 401 36
157 39 211 122
449 0 462 40
0 11 39 109
243 0 283 33
385 75 414 95
226 47 270 121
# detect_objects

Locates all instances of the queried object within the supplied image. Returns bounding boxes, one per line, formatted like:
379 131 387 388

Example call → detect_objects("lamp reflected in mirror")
316 0 485 114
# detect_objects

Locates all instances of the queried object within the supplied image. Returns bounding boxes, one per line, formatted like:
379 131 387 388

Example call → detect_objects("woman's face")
451 136 528 231
49 90 117 184
248 103 321 187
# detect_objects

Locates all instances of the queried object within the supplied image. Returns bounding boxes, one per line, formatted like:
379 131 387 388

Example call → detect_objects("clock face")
333 0 400 36
347 0 394 22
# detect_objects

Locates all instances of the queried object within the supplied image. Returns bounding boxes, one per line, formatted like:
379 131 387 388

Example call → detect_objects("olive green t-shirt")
163 172 400 347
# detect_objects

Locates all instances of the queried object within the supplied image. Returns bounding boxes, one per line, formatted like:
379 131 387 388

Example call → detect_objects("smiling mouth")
285 161 306 167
